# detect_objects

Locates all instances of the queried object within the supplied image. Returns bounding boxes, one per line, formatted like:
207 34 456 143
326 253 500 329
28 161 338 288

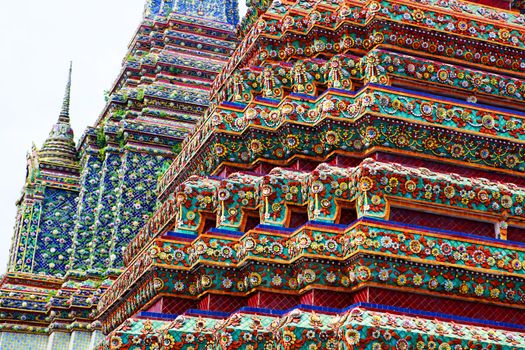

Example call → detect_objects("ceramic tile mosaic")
3 0 525 348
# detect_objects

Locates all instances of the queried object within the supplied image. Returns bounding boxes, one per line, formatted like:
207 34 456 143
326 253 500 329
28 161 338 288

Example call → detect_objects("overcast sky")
0 1 247 273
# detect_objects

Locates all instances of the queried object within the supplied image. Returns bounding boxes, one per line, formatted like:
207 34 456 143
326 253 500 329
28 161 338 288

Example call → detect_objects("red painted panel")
199 294 247 312
472 0 511 10
247 291 300 309
300 290 355 309
352 288 369 304
146 298 163 313
145 296 197 315
507 226 525 243
163 297 197 314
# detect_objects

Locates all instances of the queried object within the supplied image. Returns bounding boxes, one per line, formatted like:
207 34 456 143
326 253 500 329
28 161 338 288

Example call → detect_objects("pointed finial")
58 62 72 123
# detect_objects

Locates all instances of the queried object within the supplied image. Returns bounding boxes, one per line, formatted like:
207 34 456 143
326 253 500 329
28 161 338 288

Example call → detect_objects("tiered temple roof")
3 0 525 348
96 0 525 347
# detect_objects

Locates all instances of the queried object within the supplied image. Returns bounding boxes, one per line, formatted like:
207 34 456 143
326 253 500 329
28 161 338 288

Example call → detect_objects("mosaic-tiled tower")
4 0 525 348
96 0 525 348
0 0 237 348
7 63 80 278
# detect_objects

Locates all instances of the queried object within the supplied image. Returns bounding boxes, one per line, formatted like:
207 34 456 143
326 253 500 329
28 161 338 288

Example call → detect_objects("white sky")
0 0 247 273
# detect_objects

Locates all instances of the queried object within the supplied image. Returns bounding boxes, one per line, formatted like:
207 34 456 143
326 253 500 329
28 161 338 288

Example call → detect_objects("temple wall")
0 330 103 350
46 332 70 349
0 332 48 350
68 331 92 349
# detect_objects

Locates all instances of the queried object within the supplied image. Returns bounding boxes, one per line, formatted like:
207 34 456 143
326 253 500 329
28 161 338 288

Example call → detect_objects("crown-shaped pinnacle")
58 61 73 124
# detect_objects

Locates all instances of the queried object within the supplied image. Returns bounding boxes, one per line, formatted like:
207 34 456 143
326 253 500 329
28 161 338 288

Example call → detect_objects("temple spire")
38 62 79 167
59 61 72 123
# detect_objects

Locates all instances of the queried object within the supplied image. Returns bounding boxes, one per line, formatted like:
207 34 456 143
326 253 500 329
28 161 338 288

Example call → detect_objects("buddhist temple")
2 0 525 348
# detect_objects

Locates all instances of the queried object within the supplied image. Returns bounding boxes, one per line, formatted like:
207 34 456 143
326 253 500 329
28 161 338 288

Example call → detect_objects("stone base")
0 332 48 350
0 331 103 350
